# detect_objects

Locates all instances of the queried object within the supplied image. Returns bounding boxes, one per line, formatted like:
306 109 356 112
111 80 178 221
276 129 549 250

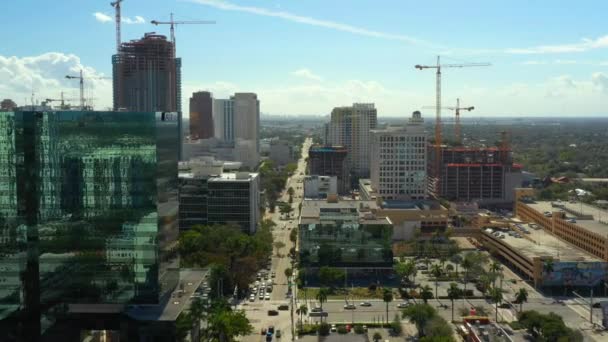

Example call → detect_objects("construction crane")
41 92 77 108
65 70 111 110
110 0 124 53
423 98 474 145
151 13 215 55
415 56 490 194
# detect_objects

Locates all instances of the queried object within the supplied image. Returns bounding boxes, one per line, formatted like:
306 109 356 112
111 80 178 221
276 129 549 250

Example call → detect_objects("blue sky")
1 0 607 116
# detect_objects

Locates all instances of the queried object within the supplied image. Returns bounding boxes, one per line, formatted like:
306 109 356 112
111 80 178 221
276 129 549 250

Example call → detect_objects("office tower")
327 103 377 181
189 91 214 139
369 111 427 200
211 93 260 168
213 99 234 143
179 159 260 234
112 33 181 113
0 111 179 340
308 145 350 194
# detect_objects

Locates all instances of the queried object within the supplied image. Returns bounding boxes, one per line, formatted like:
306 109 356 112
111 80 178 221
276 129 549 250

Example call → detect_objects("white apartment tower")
370 111 427 200
328 103 377 180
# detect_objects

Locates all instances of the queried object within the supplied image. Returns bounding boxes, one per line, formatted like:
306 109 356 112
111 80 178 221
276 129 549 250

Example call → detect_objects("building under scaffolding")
428 146 523 206
112 33 181 113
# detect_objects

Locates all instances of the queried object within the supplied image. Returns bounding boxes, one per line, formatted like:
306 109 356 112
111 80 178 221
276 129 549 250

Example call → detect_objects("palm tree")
515 288 529 313
296 304 308 330
402 303 436 338
489 287 503 322
316 288 328 322
189 297 208 337
430 264 442 301
373 332 382 342
543 259 554 275
490 261 503 290
447 282 461 322
420 285 433 304
461 256 473 306
450 254 462 275
382 288 393 325
478 274 491 297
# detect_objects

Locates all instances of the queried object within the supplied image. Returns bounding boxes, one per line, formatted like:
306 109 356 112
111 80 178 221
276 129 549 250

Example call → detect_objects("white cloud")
122 15 146 24
189 0 438 48
505 35 608 54
94 12 145 24
592 73 608 92
93 12 112 23
0 53 112 109
291 68 322 81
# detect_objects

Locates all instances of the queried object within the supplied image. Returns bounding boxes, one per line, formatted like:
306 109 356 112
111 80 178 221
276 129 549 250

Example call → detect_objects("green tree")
287 186 295 197
430 264 442 300
447 283 461 322
284 267 293 279
489 287 503 322
383 288 393 324
515 288 529 313
490 261 502 289
420 285 433 304
296 304 308 330
450 254 462 275
318 266 345 288
424 316 454 340
391 313 403 336
204 301 253 342
543 259 554 275
274 241 286 256
316 288 329 322
372 332 382 342
401 303 437 338
460 256 473 305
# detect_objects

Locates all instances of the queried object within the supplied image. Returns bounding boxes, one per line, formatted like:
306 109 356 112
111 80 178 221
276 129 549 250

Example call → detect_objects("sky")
1 0 607 117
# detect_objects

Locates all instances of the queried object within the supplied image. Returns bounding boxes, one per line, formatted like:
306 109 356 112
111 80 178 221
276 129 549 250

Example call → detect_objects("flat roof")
179 172 258 181
300 199 389 225
486 224 601 262
526 201 608 236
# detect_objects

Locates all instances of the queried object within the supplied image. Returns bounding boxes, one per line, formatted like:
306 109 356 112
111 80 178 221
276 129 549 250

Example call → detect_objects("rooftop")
525 201 608 236
179 171 258 181
299 199 390 225
484 223 601 262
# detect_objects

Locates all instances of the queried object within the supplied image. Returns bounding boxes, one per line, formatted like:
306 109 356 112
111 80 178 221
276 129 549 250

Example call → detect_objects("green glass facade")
0 111 179 337
299 207 393 268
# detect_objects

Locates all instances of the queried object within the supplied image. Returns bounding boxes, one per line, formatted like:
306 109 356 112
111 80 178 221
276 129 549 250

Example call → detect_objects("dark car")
261 328 267 335
268 326 275 334
277 304 289 310
268 310 279 316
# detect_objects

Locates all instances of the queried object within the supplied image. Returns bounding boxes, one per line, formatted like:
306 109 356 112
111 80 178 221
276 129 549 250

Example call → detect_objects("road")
241 137 312 342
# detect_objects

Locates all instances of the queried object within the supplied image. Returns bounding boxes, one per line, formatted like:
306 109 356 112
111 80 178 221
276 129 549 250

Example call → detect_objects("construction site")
416 57 522 207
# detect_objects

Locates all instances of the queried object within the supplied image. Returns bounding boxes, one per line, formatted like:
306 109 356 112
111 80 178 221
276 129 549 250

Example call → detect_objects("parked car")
268 326 275 334
311 307 323 312
276 330 282 338
261 328 267 335
267 310 279 316
278 304 289 311
330 324 337 332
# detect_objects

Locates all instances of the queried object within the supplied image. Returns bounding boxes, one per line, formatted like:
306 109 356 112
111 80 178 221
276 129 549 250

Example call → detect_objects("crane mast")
66 70 110 110
151 13 216 57
110 0 123 53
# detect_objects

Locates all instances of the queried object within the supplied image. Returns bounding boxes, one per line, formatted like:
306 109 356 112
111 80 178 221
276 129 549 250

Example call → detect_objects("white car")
265 294 271 300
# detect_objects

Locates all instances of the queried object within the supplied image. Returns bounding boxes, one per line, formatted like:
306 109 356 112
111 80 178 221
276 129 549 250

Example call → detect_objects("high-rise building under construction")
112 33 182 113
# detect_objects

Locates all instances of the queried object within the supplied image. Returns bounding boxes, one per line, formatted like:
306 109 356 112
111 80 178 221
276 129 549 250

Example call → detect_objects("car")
311 307 323 312
416 264 428 270
268 326 275 334
359 302 372 307
259 293 264 300
330 324 337 332
267 310 279 316
362 325 368 332
397 302 410 308
278 304 289 311
593 302 602 308
276 330 281 338
344 304 356 310
261 328 267 335
266 333 273 342
265 294 270 300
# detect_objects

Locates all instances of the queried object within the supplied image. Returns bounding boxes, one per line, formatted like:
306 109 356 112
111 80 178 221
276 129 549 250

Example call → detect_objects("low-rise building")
179 159 259 233
303 175 337 199
298 198 393 278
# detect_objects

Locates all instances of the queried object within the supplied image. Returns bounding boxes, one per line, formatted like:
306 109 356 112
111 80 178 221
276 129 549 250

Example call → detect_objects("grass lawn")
298 287 395 300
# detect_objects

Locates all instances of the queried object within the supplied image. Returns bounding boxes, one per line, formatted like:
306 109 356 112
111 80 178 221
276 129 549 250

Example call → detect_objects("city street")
240 137 312 342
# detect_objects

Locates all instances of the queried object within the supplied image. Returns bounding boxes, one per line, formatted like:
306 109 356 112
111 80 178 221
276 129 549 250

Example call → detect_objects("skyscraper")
370 111 427 200
112 33 181 112
308 145 350 194
327 103 377 182
213 98 235 143
0 110 179 340
189 91 214 139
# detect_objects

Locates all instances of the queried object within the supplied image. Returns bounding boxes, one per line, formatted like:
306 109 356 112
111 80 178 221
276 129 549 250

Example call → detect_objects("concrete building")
298 198 393 280
308 145 350 194
370 111 427 200
327 103 377 181
112 33 181 113
429 146 523 206
213 99 234 143
359 179 449 240
303 175 337 199
189 91 214 139
179 159 260 234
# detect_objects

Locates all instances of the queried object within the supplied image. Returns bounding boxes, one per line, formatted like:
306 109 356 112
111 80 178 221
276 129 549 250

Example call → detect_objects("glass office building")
0 111 179 340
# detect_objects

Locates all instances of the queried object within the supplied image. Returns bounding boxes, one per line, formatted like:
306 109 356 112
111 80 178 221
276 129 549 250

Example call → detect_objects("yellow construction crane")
65 70 111 110
415 56 489 193
151 13 215 55
423 98 474 145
